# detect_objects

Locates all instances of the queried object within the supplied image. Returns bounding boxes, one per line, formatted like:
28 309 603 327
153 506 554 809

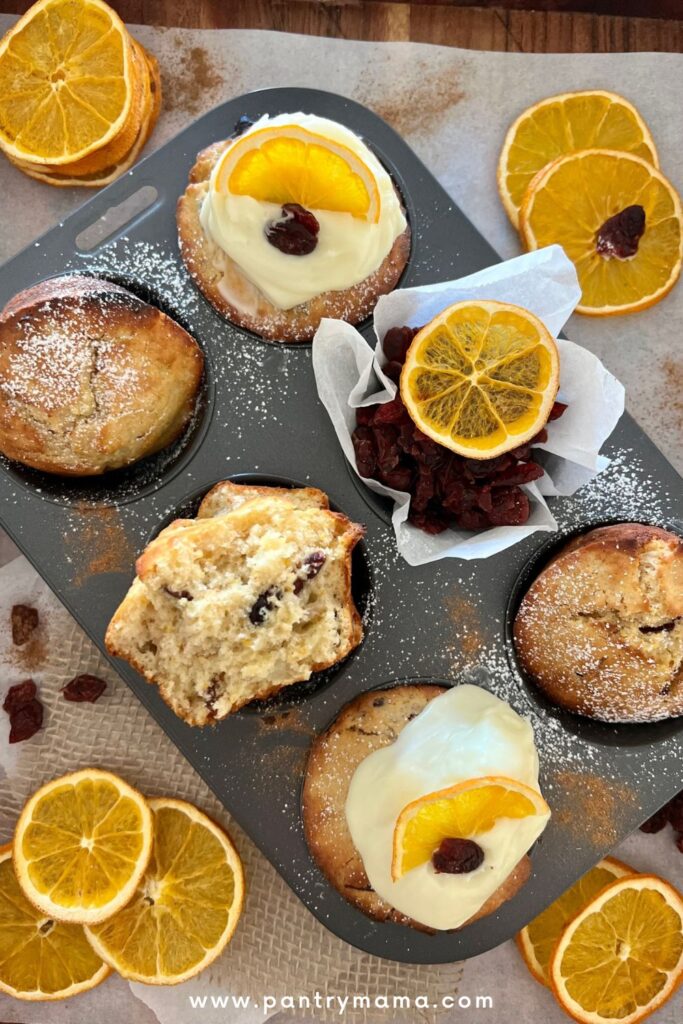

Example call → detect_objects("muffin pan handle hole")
75 185 160 252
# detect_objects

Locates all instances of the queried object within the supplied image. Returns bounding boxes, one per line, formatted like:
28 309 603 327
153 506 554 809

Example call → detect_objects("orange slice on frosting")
392 775 550 880
214 124 381 222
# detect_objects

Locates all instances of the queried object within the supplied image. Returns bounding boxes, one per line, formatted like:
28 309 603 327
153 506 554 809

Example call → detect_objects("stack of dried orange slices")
0 768 244 1000
0 0 161 188
497 91 683 315
517 856 683 1024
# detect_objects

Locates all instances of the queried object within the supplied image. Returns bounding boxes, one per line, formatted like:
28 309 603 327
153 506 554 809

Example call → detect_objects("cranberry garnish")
62 674 107 703
596 205 646 259
265 203 319 256
432 837 484 874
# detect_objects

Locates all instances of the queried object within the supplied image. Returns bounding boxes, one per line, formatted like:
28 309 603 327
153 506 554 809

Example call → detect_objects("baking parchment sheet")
0 18 681 1024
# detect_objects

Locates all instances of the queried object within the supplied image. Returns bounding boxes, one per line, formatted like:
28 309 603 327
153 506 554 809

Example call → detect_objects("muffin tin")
0 89 681 964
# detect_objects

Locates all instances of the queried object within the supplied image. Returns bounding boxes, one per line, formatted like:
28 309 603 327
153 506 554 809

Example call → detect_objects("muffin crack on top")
514 524 683 722
0 275 204 476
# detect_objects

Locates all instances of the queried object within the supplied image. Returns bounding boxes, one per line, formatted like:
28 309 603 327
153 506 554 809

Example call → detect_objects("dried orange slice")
10 44 160 188
214 124 381 222
520 149 683 316
0 843 110 1001
0 0 136 166
517 856 634 987
14 768 152 925
391 776 550 880
498 91 658 229
85 798 245 984
400 299 559 460
550 874 683 1024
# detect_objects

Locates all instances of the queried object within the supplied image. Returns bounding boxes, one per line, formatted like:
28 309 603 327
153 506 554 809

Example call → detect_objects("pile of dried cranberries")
351 326 566 534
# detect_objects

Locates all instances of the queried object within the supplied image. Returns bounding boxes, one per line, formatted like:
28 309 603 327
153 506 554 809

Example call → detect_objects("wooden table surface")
1 0 683 53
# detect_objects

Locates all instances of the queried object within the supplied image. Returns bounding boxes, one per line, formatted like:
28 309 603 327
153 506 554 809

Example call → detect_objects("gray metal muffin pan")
0 89 681 964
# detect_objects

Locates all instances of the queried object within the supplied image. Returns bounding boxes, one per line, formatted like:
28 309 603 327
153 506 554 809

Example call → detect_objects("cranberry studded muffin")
303 684 549 932
106 486 365 725
177 112 410 342
0 275 203 476
514 523 683 722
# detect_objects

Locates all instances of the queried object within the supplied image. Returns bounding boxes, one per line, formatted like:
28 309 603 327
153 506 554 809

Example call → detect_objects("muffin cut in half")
513 523 683 722
106 495 365 725
0 275 203 476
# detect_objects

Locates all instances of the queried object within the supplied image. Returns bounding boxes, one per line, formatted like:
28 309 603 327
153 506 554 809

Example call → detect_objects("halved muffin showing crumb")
106 497 364 725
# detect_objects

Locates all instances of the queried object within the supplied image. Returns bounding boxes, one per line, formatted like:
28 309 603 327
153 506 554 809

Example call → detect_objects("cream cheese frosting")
345 685 550 931
199 112 407 310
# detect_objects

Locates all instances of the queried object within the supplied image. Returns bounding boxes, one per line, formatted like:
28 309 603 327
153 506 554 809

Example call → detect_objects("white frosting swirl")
199 113 407 310
345 685 550 931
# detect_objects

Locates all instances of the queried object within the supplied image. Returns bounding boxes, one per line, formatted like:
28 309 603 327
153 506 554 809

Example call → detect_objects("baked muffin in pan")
0 275 203 476
513 523 683 722
177 112 411 342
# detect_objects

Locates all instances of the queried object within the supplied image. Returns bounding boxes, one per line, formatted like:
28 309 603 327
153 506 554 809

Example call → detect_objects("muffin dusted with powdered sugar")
514 523 683 722
0 275 203 476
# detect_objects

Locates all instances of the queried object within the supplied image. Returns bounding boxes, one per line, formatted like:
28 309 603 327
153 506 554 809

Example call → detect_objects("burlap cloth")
0 555 465 1024
0 18 682 1024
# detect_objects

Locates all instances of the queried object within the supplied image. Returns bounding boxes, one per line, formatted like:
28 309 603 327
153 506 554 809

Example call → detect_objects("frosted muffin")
177 112 411 342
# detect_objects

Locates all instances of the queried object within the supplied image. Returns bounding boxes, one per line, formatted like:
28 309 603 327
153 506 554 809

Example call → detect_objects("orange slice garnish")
391 775 550 880
214 123 381 222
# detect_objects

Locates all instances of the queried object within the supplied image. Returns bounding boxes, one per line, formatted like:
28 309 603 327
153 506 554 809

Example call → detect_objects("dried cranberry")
380 466 414 492
8 700 43 743
383 360 403 384
382 326 418 364
409 508 450 534
373 396 407 425
249 586 282 625
62 674 107 703
164 586 193 601
265 203 319 256
490 461 545 487
668 794 683 833
355 406 376 427
639 620 677 634
640 806 669 834
3 679 37 714
375 425 401 474
293 551 326 594
432 837 484 874
11 604 39 646
596 205 646 259
233 114 254 137
352 429 377 478
548 401 568 421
